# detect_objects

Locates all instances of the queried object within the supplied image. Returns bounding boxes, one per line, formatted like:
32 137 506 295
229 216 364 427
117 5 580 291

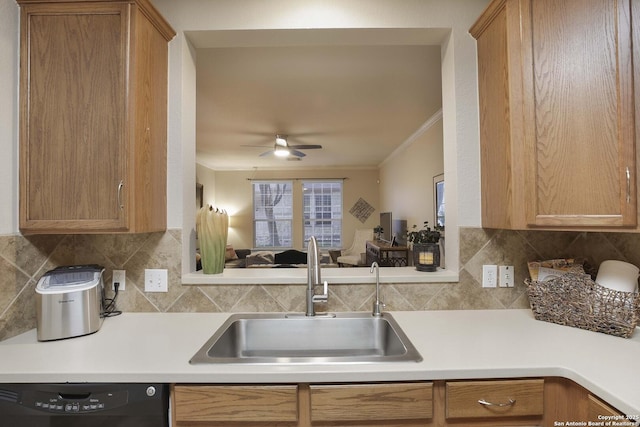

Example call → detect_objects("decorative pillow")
245 251 275 267
274 249 307 265
225 245 238 261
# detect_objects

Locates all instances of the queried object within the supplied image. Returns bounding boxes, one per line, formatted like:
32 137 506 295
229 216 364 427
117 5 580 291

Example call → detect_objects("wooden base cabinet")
17 0 175 234
470 0 638 230
172 383 434 427
543 377 628 426
172 379 630 427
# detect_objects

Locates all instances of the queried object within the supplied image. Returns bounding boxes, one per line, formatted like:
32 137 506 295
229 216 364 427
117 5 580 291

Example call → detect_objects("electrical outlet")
112 269 126 291
144 269 168 292
499 265 514 287
482 265 498 288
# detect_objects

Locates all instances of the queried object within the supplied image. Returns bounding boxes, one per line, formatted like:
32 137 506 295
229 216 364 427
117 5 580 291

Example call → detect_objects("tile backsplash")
2 227 639 341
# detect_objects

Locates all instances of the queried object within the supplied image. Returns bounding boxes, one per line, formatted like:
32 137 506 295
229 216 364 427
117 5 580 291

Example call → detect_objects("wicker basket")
526 273 640 338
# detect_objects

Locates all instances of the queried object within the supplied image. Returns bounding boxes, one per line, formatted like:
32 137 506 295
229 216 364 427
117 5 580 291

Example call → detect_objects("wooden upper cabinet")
470 0 637 230
18 0 175 234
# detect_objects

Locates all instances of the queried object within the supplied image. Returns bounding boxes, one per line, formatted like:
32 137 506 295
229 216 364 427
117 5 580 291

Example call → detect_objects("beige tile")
370 285 414 311
0 257 31 315
86 233 153 267
510 290 532 310
199 285 251 312
425 269 504 310
168 287 221 313
45 236 90 268
0 235 63 277
459 227 497 266
601 232 640 269
231 286 284 312
565 233 624 271
329 284 375 311
124 232 182 312
102 285 160 313
0 280 37 340
464 230 537 286
392 282 445 310
324 292 351 313
517 230 582 260
262 284 306 312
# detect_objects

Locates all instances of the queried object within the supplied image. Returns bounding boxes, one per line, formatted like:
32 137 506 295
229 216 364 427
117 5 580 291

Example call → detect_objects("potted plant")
407 221 442 272
373 225 384 240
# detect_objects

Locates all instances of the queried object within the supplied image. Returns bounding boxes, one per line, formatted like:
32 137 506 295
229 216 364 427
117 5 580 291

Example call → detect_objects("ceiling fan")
250 134 322 159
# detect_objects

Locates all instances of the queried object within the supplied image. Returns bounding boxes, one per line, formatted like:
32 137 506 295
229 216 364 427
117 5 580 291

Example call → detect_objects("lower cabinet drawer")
310 382 433 422
173 384 298 423
446 379 544 419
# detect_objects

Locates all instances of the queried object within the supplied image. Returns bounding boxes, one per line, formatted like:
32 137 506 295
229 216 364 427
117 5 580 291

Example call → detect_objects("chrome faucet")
370 262 385 317
306 236 328 316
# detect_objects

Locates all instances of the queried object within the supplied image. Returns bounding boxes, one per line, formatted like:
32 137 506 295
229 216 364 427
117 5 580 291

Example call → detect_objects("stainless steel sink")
189 312 422 364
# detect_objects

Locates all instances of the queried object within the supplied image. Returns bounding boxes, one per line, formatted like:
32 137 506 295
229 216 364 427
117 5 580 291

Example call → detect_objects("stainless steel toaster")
35 265 105 341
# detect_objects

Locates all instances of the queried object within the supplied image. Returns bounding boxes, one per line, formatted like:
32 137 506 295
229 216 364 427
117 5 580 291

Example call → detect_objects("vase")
412 242 440 272
196 206 229 274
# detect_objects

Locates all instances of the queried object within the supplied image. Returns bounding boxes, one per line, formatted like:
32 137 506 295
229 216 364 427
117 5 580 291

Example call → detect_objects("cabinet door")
473 0 527 230
521 0 636 228
19 3 129 232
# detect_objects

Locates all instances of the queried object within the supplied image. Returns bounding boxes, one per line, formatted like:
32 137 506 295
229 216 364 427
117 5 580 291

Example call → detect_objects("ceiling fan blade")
259 150 275 157
290 150 306 157
289 144 322 150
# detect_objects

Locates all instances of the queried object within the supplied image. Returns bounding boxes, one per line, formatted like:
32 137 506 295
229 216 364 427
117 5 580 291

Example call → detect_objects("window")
303 181 342 248
253 181 293 248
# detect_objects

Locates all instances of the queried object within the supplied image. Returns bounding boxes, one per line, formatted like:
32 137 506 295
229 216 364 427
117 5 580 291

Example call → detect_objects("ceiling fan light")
275 135 287 146
274 146 290 157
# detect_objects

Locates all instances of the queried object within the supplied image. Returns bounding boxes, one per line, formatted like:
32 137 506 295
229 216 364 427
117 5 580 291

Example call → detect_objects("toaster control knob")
146 386 156 397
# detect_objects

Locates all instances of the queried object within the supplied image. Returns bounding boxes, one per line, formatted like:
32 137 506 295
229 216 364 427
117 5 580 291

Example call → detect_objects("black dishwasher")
0 383 168 427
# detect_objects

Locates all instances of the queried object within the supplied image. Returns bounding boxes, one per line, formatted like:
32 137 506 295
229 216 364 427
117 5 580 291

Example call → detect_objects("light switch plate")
144 269 168 292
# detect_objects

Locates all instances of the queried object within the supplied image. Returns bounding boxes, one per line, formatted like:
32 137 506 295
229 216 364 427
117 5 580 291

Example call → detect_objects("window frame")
302 180 343 249
252 180 294 249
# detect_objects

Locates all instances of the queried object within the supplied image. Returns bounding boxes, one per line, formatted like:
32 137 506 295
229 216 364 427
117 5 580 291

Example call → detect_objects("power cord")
101 282 122 318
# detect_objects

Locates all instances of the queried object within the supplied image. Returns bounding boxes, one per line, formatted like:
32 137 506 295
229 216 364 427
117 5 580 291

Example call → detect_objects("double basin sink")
190 312 422 364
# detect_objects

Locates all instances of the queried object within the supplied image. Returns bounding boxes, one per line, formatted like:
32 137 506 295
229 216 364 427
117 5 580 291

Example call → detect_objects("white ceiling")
191 29 445 171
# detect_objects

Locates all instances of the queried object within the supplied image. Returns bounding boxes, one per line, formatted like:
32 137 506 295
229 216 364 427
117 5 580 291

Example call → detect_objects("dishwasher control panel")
23 389 129 413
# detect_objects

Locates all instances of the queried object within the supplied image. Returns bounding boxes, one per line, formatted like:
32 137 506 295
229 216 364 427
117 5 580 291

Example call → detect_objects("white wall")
0 0 19 234
200 167 380 251
379 115 444 233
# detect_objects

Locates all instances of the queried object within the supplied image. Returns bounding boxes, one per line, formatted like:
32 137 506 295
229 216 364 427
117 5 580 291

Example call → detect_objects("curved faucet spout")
370 262 384 317
306 236 327 316
308 236 321 289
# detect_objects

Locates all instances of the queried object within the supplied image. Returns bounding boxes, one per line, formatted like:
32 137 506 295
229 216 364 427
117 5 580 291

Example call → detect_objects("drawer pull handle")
626 167 631 204
478 398 516 407
117 180 124 210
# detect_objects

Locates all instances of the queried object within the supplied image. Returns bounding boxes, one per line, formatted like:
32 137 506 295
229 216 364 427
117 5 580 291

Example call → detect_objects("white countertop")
1 309 639 415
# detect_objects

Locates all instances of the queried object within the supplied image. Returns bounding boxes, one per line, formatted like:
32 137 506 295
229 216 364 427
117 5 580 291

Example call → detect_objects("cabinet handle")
626 167 631 204
477 398 516 407
117 180 124 210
